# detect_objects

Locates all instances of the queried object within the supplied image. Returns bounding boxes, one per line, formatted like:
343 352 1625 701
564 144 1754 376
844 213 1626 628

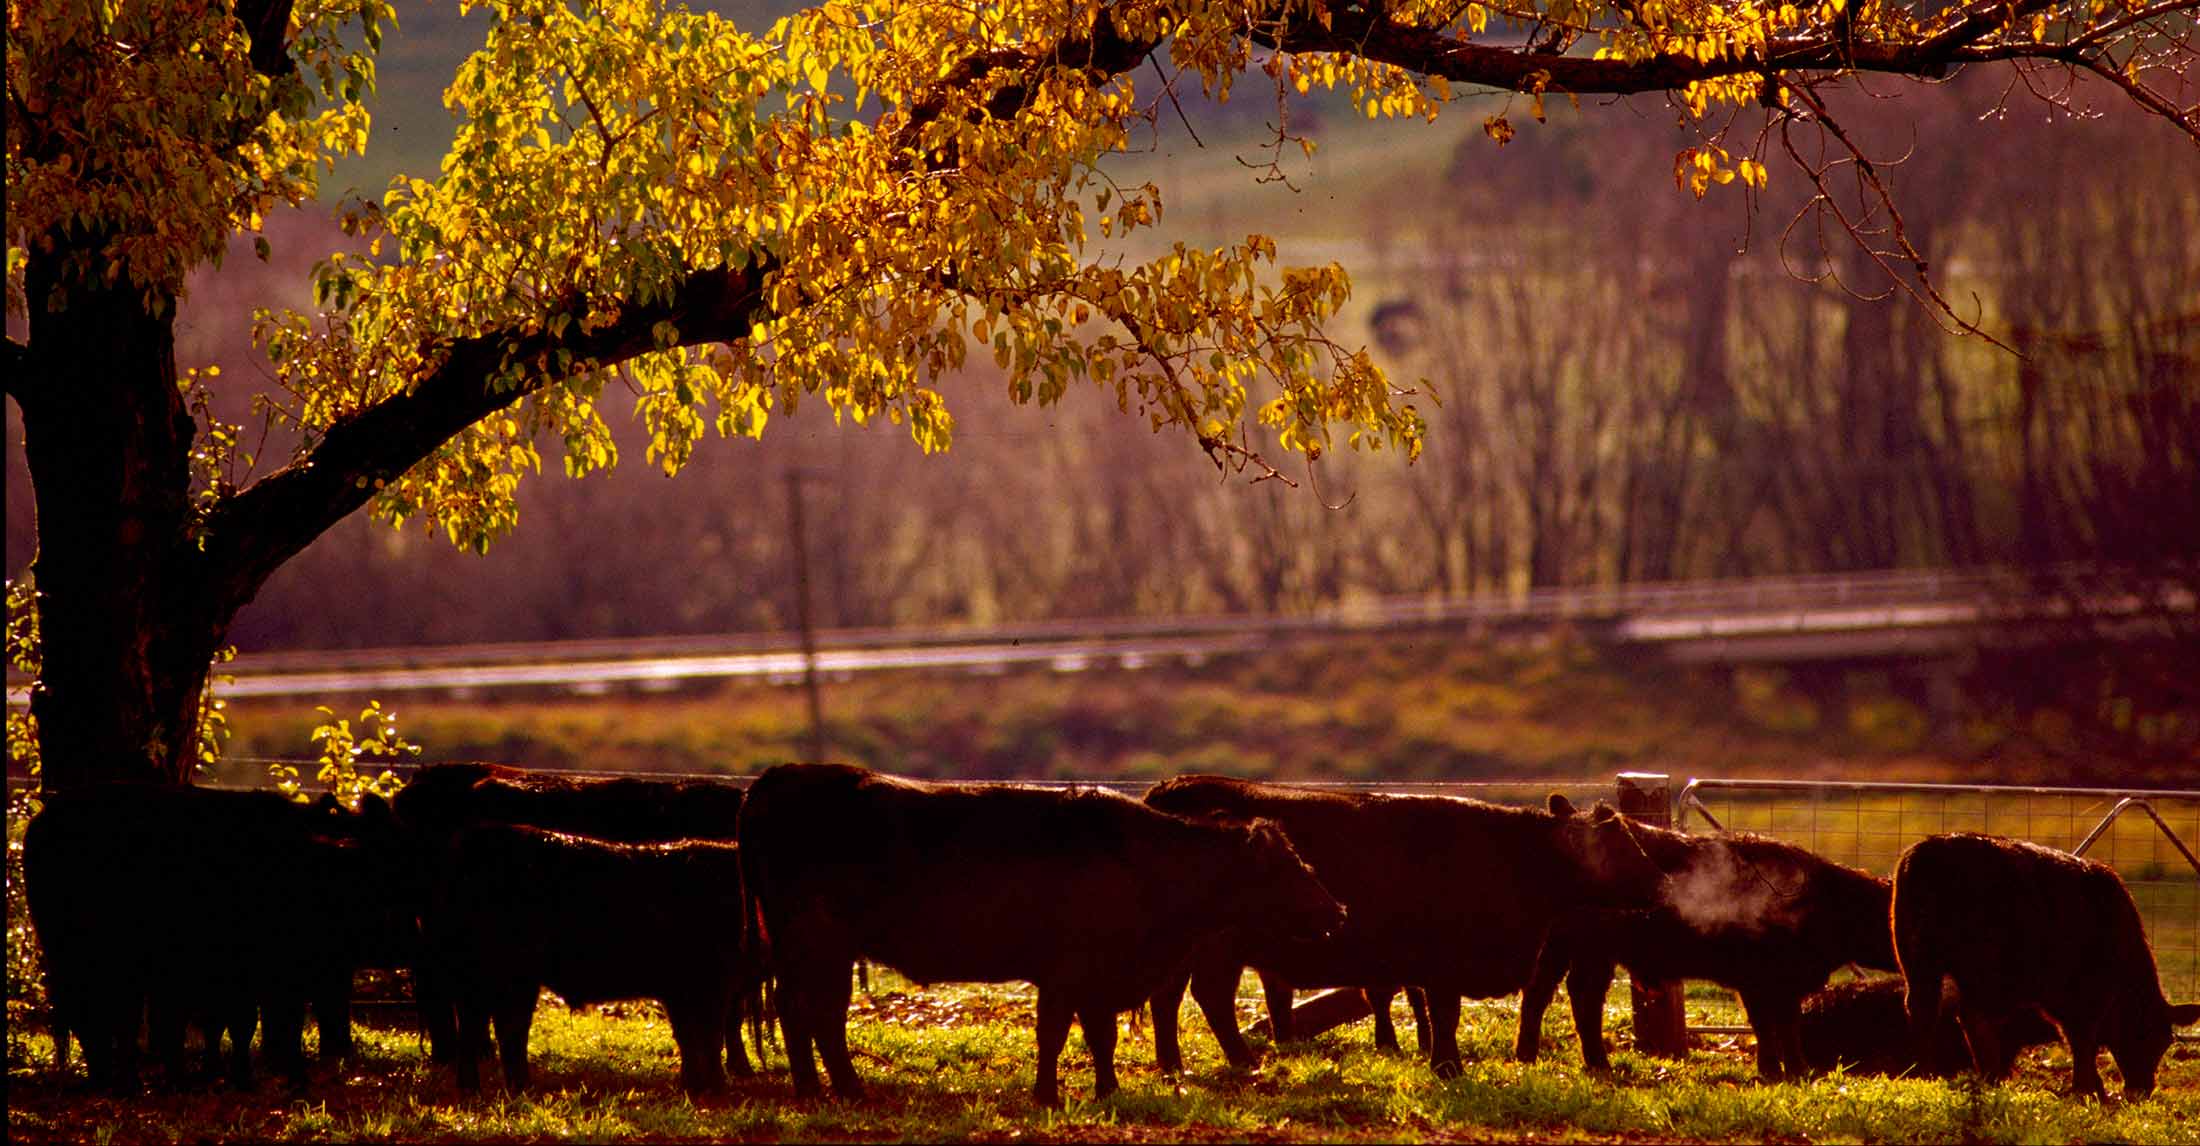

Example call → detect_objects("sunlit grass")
10 973 2198 1143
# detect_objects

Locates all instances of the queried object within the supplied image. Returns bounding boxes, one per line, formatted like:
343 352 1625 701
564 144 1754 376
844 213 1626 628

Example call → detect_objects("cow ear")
1548 794 1577 818
2170 1002 2200 1027
1589 802 1618 824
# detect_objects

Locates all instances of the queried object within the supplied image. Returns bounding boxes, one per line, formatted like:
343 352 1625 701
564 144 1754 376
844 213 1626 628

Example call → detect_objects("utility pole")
785 468 827 763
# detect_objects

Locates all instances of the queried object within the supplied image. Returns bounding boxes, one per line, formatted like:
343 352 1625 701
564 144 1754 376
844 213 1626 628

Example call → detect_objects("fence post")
1616 771 1690 1058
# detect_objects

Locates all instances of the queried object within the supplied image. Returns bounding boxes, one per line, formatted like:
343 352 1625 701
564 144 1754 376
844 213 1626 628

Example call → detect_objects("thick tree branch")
199 258 776 610
895 9 1161 153
233 0 299 80
1253 0 2094 96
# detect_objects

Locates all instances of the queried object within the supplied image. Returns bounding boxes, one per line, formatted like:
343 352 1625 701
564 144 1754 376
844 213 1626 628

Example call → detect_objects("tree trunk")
18 244 220 790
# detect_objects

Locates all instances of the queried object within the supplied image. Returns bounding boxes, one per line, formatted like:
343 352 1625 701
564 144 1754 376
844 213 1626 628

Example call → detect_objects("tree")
7 0 2196 789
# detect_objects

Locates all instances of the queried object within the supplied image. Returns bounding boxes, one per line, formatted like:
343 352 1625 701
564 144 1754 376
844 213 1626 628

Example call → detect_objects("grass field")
8 971 2198 1144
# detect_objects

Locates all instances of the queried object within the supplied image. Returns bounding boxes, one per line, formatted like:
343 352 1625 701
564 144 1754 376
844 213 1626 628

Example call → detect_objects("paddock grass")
9 973 2198 1144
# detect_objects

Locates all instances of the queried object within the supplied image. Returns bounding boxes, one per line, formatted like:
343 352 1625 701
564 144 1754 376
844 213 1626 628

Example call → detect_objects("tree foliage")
4 0 2195 785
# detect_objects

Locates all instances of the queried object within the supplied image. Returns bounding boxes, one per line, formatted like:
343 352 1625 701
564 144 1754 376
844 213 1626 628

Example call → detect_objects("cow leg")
492 986 538 1091
809 963 865 1100
1368 987 1400 1052
776 971 823 1099
454 996 491 1093
1188 962 1259 1070
1149 964 1192 1077
1262 972 1297 1045
1408 988 1431 1056
88 991 142 1096
264 992 313 1091
1033 988 1073 1108
1079 1005 1120 1101
666 999 729 1096
315 969 356 1066
222 1002 256 1089
723 991 754 1078
414 963 460 1064
1426 990 1464 1078
1736 991 1788 1082
197 1013 225 1083
1566 960 1617 1071
148 993 191 1089
1740 992 1808 1082
1775 1011 1809 1082
1514 935 1573 1063
1901 965 1949 1076
1958 1000 2014 1085
2054 1014 2103 1100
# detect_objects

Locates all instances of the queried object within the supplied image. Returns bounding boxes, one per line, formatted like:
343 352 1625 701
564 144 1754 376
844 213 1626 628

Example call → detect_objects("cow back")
1894 833 2164 1012
741 764 1335 999
394 762 744 842
1143 775 1659 994
433 823 746 1006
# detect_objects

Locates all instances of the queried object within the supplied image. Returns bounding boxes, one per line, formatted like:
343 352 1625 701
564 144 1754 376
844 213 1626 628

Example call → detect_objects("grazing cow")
24 785 412 1093
1515 820 1895 1081
739 763 1347 1105
390 763 756 1073
1799 976 2060 1078
423 823 752 1094
1141 776 1668 1077
1892 832 2200 1099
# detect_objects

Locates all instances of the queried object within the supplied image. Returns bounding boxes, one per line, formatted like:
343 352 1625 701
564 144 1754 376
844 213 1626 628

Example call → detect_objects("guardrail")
14 564 2186 706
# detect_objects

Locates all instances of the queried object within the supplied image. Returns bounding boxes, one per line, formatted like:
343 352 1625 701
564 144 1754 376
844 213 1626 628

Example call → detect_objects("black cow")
423 823 752 1094
389 762 755 1074
1892 832 2200 1099
24 785 412 1093
1800 976 2060 1078
738 763 1346 1105
1142 776 1667 1077
1515 821 1895 1081
392 762 747 844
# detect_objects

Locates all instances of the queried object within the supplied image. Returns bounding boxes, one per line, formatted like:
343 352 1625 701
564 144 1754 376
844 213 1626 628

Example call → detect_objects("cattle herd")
22 763 2200 1109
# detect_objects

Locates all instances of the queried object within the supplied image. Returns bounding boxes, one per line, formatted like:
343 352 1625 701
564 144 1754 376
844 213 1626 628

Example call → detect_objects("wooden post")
1617 771 1690 1058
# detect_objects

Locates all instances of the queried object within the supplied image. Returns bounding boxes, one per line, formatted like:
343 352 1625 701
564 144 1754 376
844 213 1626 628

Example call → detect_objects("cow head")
1232 818 1347 945
1559 802 1670 908
2107 995 2200 1099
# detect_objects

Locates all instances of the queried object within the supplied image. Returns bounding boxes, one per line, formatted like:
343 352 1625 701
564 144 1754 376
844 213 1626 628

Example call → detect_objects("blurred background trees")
16 74 2177 651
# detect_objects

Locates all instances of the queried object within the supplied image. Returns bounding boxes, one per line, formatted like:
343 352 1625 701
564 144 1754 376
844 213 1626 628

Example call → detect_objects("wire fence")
1666 776 2200 1018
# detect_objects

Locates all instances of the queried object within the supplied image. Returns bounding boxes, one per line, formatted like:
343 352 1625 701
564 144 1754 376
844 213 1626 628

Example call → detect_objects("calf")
1515 821 1895 1081
738 763 1346 1105
1800 976 2059 1078
423 823 751 1094
24 785 412 1093
1142 776 1666 1077
391 763 755 1073
1892 832 2200 1099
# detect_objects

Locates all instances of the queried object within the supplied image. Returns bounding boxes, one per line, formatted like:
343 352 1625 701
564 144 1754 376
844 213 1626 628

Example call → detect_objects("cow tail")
740 843 778 1052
